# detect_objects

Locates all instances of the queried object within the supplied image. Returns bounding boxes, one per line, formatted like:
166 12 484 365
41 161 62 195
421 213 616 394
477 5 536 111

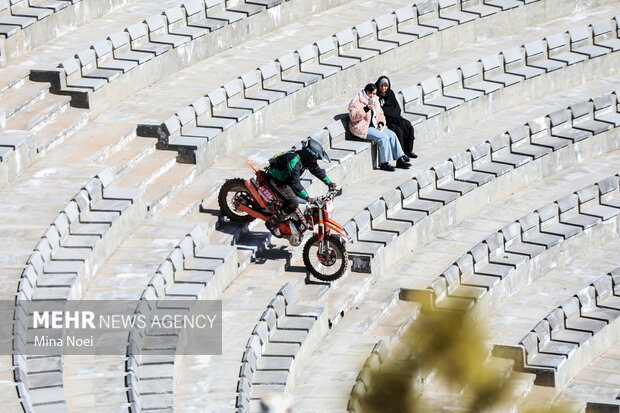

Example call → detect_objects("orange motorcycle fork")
319 217 351 243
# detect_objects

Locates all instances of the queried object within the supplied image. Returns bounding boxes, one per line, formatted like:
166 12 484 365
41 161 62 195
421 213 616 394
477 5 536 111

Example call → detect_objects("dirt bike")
218 158 351 281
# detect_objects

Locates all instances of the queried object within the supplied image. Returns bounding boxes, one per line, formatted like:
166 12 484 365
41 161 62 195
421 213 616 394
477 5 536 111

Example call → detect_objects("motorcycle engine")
285 222 302 246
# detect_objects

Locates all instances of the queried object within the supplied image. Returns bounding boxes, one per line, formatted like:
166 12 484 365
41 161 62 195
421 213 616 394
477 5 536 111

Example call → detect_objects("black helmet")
300 138 331 166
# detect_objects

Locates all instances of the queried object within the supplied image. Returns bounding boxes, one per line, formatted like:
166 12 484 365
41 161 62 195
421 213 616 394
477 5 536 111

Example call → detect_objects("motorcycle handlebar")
306 187 342 206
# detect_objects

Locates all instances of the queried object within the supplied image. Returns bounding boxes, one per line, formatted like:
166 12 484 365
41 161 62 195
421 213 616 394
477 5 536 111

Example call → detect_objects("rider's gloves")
328 182 337 190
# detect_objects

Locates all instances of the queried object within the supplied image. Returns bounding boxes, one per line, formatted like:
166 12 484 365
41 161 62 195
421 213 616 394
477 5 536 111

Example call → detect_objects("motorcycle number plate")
258 186 276 202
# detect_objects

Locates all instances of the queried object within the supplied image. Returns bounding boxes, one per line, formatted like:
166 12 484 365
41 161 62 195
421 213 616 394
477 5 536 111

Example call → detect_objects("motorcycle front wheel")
218 178 256 224
302 234 348 281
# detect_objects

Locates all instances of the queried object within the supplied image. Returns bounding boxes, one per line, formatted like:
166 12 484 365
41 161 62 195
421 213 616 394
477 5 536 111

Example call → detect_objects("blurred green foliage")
356 309 572 413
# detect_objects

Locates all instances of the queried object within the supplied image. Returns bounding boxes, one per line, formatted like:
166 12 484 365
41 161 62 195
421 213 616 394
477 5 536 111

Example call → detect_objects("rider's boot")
265 208 289 237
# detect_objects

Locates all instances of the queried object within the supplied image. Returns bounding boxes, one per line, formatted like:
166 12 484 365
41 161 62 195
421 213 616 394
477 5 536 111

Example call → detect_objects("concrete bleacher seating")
137 11 619 174
2 0 620 411
125 225 236 411
29 0 356 115
407 175 619 312
342 93 620 274
0 0 133 60
347 340 389 413
0 68 88 188
494 267 620 389
234 283 327 413
11 168 142 412
345 175 620 411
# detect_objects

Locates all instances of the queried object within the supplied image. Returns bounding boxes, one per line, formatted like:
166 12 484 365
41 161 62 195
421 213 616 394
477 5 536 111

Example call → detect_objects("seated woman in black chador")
375 75 417 159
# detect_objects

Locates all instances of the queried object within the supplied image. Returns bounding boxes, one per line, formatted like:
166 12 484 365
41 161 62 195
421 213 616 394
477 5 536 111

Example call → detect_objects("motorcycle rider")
264 138 337 235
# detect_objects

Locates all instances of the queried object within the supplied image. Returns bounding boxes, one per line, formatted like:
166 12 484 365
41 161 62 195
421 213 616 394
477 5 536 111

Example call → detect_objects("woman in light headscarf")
348 83 410 172
375 75 417 159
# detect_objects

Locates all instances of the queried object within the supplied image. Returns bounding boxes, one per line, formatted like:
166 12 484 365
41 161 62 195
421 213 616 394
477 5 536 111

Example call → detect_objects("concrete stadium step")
414 355 519 412
0 353 22 410
62 355 129 413
558 340 620 410
34 105 89 153
0 78 49 121
295 332 382 412
238 285 328 412
0 130 36 188
142 162 198 213
5 92 71 132
0 65 28 96
100 135 155 176
518 384 572 413
484 371 539 413
112 149 177 194
0 91 89 188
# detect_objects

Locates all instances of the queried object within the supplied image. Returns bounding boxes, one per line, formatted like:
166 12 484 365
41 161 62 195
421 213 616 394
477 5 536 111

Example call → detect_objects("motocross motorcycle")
218 159 351 281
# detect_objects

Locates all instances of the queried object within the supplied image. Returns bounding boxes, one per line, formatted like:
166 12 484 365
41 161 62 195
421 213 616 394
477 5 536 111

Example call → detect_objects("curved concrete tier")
1 0 134 62
558 322 620 411
234 283 328 413
137 0 615 169
343 173 620 412
343 91 620 275
125 225 236 412
11 167 143 412
494 267 620 389
29 0 370 116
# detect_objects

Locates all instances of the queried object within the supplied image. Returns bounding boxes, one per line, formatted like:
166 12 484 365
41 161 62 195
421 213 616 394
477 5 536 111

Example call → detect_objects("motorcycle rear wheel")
218 178 256 224
303 234 348 281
